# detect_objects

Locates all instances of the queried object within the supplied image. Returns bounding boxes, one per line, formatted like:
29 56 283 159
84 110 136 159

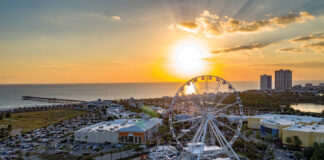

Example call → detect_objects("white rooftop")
76 119 141 133
284 124 324 133
251 114 323 123
261 118 296 126
76 118 162 133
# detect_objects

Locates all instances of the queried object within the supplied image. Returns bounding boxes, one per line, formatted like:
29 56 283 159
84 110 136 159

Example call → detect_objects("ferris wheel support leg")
208 121 229 156
191 118 205 143
182 118 205 160
196 119 209 160
211 121 240 160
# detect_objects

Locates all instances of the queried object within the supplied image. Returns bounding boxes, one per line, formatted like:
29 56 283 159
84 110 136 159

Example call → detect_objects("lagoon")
290 103 324 113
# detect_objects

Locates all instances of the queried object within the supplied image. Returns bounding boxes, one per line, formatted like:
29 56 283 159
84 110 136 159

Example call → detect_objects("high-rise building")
260 74 272 90
275 69 292 90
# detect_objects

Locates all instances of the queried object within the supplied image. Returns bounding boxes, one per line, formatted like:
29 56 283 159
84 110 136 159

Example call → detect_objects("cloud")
87 13 121 22
111 16 121 21
278 47 302 53
277 33 324 53
173 10 314 37
303 41 324 52
291 33 324 42
176 21 199 33
211 43 270 54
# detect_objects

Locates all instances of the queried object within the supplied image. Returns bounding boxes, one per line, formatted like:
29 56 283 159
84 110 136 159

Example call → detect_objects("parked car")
114 144 124 148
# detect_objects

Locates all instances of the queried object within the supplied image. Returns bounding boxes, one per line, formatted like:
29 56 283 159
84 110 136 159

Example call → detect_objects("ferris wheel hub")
202 112 215 120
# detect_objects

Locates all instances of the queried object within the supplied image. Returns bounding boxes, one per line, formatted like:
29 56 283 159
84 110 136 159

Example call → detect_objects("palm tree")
293 136 302 148
285 136 292 145
85 135 88 142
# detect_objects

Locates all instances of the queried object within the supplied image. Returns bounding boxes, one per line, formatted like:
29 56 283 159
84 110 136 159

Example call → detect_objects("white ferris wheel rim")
169 75 244 156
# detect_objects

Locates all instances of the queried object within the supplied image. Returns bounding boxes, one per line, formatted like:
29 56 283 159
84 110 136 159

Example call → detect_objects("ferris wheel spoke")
213 101 239 114
204 76 208 93
197 119 208 160
208 121 227 149
172 116 202 124
191 81 200 94
191 118 206 143
210 120 240 160
211 90 233 112
177 119 201 139
211 79 222 101
214 119 237 133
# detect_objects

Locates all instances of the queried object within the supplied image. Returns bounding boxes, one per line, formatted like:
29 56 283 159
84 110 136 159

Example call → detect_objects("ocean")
0 81 322 109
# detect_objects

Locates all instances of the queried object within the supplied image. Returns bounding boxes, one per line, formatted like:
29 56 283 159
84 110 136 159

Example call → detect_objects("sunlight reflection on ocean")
0 80 322 109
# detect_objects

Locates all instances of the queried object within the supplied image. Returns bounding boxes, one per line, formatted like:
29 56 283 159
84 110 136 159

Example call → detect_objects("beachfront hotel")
260 74 272 90
275 69 292 90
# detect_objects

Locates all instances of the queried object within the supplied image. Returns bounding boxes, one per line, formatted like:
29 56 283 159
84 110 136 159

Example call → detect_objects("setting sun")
171 41 210 76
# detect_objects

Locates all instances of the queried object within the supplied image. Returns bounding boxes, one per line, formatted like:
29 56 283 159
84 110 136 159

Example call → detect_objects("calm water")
0 82 259 109
290 103 324 113
0 80 322 109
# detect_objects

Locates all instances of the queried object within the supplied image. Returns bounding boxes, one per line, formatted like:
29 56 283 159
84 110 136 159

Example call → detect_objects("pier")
22 96 87 104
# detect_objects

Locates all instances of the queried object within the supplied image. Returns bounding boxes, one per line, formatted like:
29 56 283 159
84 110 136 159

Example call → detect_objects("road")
95 150 138 160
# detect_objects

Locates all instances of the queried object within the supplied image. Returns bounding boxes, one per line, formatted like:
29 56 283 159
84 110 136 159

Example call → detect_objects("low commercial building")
74 118 162 144
106 106 138 119
248 114 323 138
283 124 324 147
118 118 162 144
248 114 276 129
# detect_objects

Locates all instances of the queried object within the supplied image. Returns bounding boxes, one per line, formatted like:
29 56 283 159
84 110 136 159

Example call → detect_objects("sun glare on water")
172 42 210 76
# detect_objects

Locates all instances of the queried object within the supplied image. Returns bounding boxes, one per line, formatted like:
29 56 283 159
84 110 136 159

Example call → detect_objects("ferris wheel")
169 75 243 160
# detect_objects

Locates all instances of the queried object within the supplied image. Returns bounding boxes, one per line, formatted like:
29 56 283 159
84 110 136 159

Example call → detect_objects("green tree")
256 131 261 139
266 148 274 159
313 142 320 150
5 112 10 118
265 134 273 144
246 129 253 137
247 146 257 159
293 136 302 148
286 136 292 145
7 124 12 132
81 156 94 160
158 125 167 136
85 135 88 142
303 147 315 160
99 152 104 160
311 148 324 160
0 112 4 120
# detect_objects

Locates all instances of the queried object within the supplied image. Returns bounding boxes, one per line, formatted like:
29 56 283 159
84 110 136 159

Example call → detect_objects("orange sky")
0 0 324 84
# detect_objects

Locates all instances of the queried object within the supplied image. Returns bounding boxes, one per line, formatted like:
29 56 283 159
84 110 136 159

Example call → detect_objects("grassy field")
140 106 159 118
0 109 88 134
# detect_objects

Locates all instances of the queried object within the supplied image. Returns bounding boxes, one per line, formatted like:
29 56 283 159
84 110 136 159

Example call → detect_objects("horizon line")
1 79 324 85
